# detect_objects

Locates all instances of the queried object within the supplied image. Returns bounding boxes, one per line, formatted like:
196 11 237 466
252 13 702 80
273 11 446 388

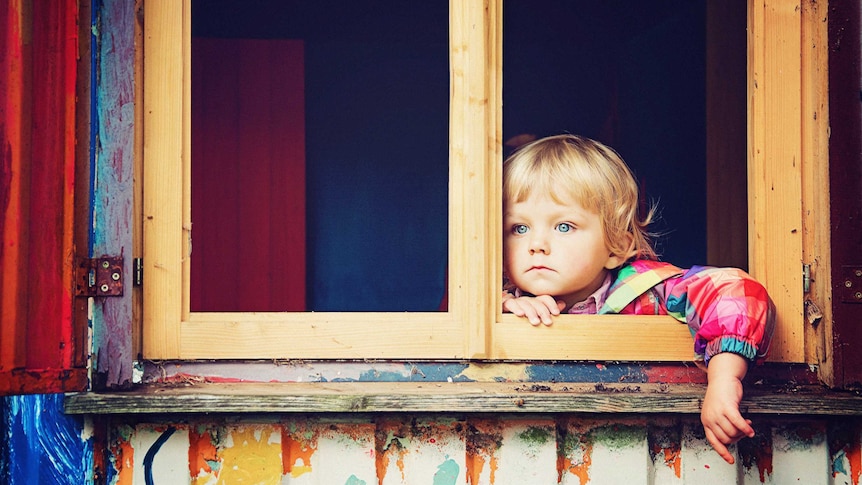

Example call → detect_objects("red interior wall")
191 38 306 312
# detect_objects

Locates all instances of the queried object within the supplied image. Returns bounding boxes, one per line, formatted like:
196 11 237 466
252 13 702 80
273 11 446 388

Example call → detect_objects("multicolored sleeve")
663 266 775 366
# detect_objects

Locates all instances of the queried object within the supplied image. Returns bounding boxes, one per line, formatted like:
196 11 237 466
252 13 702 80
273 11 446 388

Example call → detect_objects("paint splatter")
432 458 460 485
281 425 317 478
345 475 367 485
189 425 220 483
217 427 282 485
2 394 92 485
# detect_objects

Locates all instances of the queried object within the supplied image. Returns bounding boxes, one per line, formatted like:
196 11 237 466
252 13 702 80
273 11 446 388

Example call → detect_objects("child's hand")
501 292 565 325
700 352 754 465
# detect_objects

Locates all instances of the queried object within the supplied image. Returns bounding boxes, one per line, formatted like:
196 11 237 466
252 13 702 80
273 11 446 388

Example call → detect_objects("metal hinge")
841 265 862 303
134 258 143 287
75 257 124 297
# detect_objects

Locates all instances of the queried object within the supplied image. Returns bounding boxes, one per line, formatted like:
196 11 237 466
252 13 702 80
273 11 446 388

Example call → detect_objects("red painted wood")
0 0 85 394
191 39 306 312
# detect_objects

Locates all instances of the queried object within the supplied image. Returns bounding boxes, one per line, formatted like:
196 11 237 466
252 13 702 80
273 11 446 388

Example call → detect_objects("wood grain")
64 381 862 416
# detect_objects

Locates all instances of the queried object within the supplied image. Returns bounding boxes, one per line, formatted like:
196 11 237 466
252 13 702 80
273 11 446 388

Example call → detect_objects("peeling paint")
558 423 593 485
189 425 220 482
466 420 502 485
281 424 317 478
738 426 773 483
648 423 682 479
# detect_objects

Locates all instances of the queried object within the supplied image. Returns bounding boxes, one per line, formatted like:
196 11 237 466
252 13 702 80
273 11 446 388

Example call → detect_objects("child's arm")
501 291 565 325
701 352 753 465
662 265 775 464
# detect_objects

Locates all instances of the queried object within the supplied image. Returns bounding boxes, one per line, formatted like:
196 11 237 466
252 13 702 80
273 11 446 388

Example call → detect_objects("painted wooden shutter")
0 0 87 394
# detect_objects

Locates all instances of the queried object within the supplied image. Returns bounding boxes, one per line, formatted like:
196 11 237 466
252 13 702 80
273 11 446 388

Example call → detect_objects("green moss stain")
589 424 645 449
518 426 553 446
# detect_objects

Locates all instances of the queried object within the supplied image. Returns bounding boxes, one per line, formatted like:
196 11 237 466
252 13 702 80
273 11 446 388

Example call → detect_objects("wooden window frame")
142 0 824 363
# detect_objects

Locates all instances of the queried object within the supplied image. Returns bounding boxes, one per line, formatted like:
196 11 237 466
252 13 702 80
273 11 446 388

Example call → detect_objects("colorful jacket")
598 259 775 365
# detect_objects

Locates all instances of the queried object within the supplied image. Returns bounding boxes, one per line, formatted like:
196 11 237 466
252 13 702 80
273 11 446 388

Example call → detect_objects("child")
502 134 775 465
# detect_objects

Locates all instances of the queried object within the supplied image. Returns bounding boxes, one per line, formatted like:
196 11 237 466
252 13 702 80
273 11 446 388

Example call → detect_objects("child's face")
503 194 625 310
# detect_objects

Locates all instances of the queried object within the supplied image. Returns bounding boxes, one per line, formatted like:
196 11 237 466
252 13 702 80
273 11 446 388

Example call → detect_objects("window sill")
63 381 862 416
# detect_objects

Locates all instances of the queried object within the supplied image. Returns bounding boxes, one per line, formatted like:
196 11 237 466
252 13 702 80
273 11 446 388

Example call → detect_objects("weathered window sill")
63 382 862 416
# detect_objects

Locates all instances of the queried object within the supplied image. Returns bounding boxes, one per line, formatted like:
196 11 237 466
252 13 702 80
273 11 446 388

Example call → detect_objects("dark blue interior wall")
305 38 449 311
194 1 707 311
504 1 706 267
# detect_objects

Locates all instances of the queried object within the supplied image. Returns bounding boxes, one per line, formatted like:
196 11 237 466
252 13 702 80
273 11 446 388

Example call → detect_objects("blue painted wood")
90 0 136 390
0 394 92 485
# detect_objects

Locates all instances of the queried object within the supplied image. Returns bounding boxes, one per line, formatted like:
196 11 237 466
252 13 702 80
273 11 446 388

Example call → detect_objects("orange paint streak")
188 426 219 481
376 437 407 482
281 426 317 478
848 434 862 485
375 445 390 483
109 436 134 485
467 453 484 485
558 443 592 485
651 442 682 479
663 447 681 478
467 453 498 485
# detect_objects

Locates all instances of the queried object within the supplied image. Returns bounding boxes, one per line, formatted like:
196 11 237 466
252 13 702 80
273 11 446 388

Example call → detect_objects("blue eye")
556 222 572 233
512 224 528 235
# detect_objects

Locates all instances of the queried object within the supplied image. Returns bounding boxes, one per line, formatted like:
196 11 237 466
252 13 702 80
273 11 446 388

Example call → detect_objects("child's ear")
604 252 627 270
604 233 636 269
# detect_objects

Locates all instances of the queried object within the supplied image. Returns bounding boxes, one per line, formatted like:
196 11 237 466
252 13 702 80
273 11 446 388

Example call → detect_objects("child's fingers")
704 428 735 465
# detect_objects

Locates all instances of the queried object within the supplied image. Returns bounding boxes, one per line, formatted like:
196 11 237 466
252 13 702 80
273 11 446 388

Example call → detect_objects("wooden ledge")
64 382 862 416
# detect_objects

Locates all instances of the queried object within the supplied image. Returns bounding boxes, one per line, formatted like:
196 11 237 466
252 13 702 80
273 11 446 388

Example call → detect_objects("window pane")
190 1 449 312
503 1 715 267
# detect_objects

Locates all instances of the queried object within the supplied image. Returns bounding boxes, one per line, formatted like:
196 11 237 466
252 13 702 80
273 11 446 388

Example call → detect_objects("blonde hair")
502 134 657 262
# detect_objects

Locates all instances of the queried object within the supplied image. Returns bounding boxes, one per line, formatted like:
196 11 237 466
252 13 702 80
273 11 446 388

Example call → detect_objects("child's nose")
529 233 550 254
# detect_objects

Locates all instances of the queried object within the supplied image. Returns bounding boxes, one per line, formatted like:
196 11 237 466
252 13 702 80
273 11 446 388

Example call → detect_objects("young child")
502 134 775 465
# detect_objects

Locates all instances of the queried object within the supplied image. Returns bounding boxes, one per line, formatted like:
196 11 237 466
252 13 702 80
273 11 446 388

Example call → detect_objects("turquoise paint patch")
345 475 367 485
832 449 848 476
432 458 460 485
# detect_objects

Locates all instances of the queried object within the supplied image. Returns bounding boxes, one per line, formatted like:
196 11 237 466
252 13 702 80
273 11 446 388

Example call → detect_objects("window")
142 0 822 363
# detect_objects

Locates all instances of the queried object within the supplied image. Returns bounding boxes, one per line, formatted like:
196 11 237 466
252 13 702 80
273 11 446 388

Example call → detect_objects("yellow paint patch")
216 427 282 485
457 363 529 382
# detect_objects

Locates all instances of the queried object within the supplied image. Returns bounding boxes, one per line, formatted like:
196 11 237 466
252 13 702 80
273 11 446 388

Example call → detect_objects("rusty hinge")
840 266 862 304
75 257 124 297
